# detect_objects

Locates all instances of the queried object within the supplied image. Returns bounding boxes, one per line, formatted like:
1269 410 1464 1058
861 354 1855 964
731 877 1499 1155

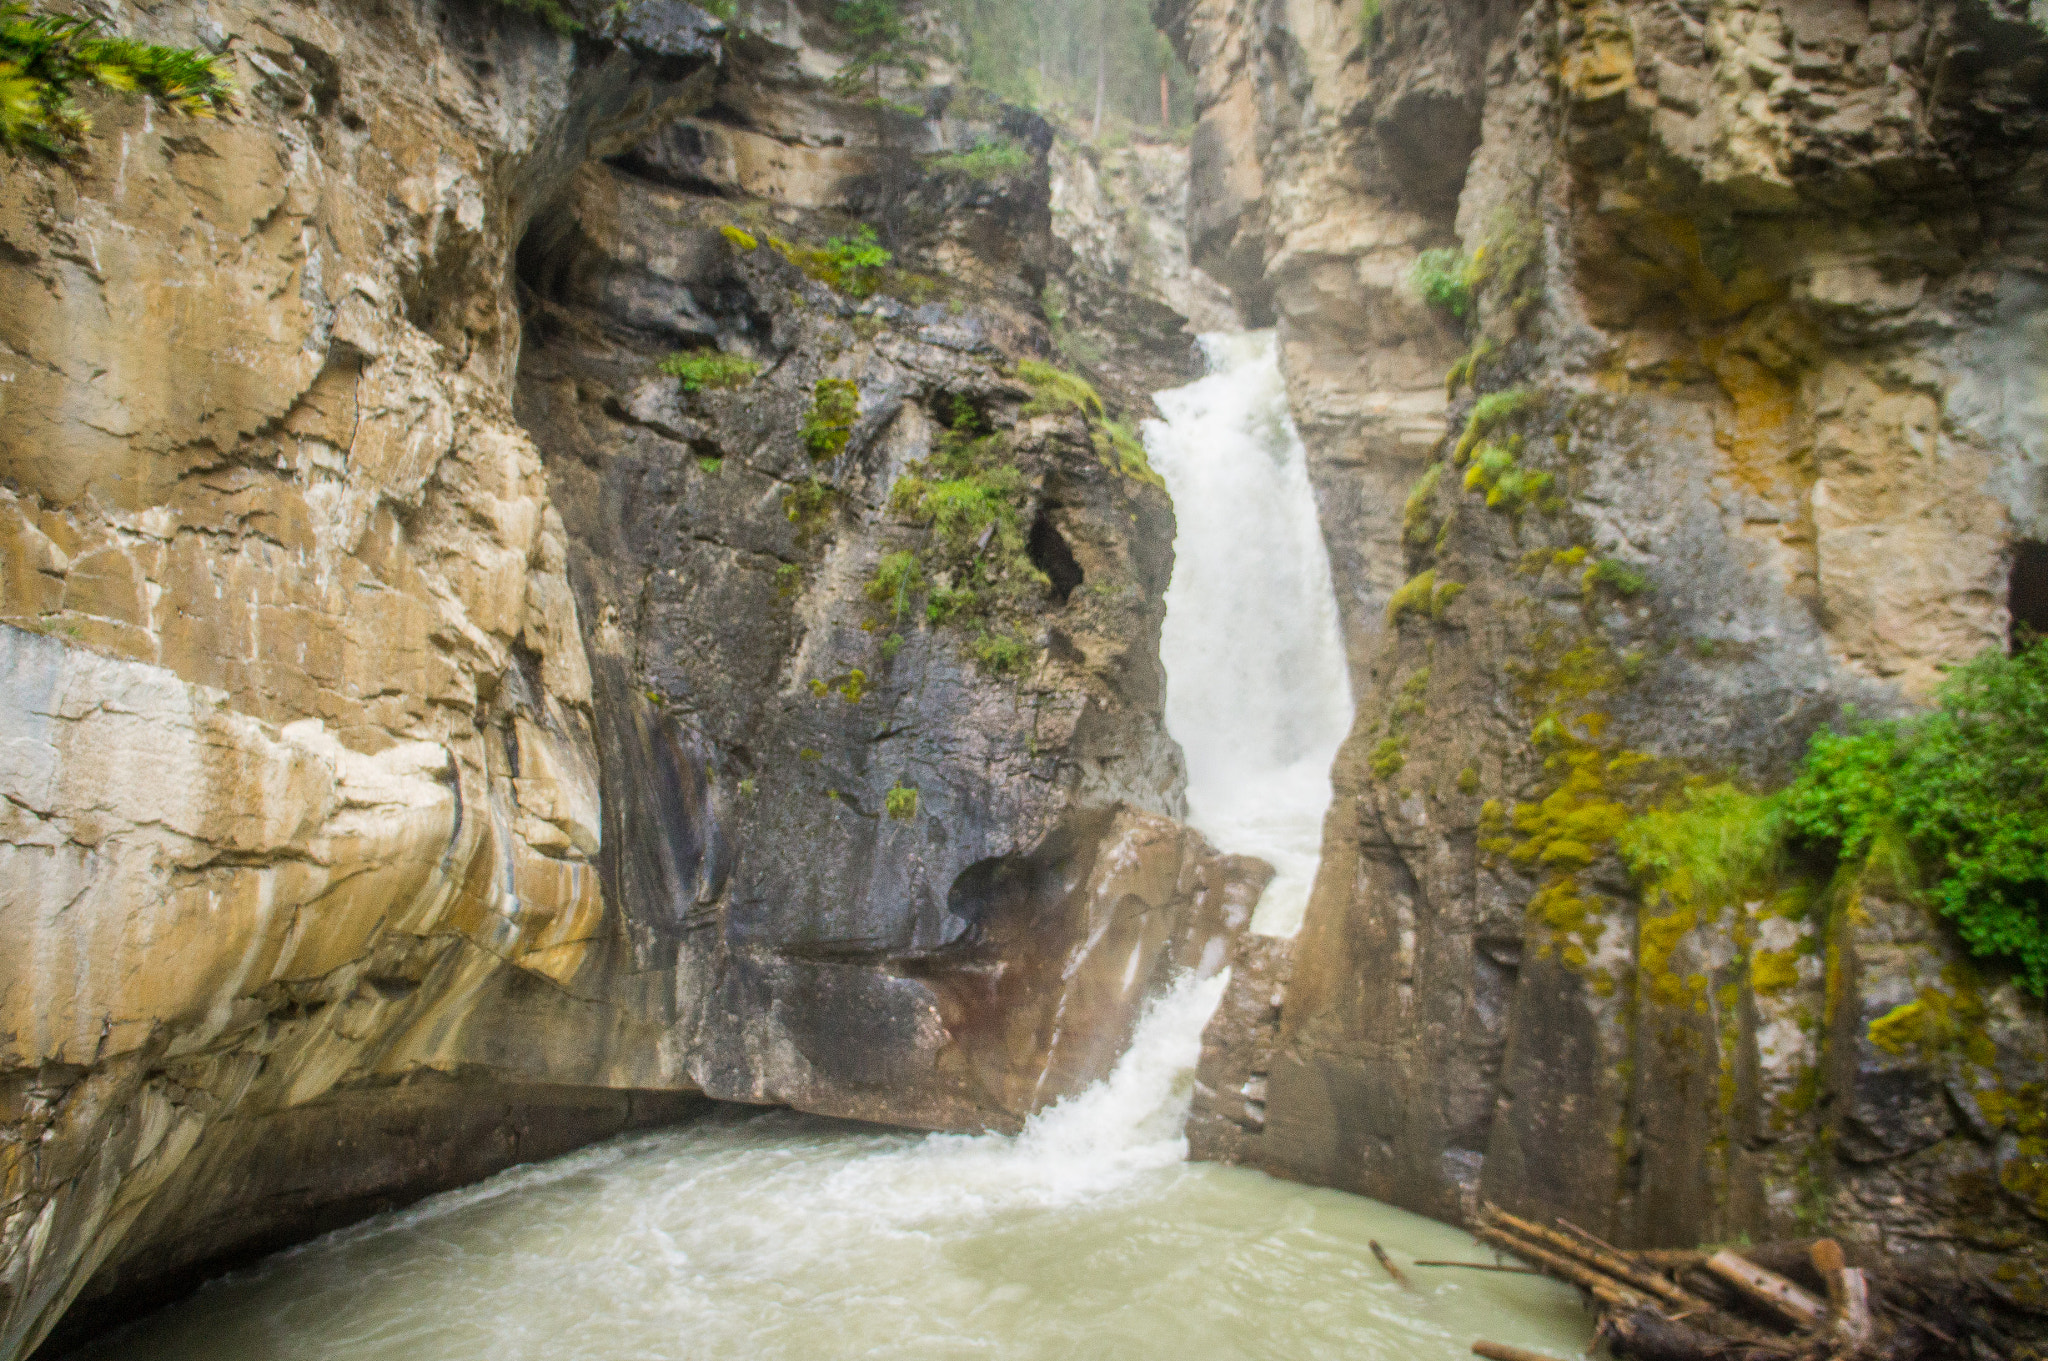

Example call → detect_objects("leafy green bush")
930 136 1029 180
1411 247 1476 320
970 626 1034 676
804 379 861 459
885 784 919 820
1785 643 2048 995
1 5 236 157
825 223 890 282
768 224 894 296
661 350 760 392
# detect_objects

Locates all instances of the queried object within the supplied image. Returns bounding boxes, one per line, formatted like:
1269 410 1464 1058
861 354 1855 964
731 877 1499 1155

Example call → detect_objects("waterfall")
1144 331 1354 936
78 336 1593 1361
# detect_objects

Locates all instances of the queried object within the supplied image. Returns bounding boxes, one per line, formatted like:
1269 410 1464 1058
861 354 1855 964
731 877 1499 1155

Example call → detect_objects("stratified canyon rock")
1163 0 2048 1305
0 3 1253 1355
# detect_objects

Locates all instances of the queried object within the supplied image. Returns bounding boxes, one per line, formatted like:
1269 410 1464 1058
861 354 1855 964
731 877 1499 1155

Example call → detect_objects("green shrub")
825 223 891 285
661 350 760 392
1370 736 1406 780
1 5 236 157
1463 442 1516 492
1785 644 2048 995
1485 465 1553 514
930 136 1029 180
1411 247 1477 320
769 224 894 297
971 626 1034 675
886 784 919 820
804 378 861 459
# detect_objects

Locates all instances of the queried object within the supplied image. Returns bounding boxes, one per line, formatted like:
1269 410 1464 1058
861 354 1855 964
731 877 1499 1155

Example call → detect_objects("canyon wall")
0 3 1251 1354
1167 0 2048 1309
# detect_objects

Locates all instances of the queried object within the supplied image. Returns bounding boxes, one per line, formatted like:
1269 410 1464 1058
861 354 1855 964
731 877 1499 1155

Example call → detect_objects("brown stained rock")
0 3 1224 1354
1163 0 2048 1288
1187 932 1291 1166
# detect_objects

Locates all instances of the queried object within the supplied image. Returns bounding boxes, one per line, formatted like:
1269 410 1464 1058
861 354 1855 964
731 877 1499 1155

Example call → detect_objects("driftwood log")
1462 1207 2037 1361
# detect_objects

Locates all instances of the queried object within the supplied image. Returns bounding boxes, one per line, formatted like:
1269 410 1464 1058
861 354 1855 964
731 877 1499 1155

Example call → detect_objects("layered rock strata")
0 3 1248 1354
1163 0 2048 1305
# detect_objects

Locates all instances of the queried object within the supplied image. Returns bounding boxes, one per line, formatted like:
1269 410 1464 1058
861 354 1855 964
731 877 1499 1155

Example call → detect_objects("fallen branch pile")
1460 1204 2036 1361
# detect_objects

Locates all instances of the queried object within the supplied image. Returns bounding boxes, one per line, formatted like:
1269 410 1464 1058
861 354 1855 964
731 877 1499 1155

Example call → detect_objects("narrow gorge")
0 0 2043 1357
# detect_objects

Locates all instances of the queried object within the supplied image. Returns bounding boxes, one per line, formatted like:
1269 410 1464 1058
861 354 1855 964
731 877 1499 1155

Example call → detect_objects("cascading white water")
80 333 1592 1361
1144 331 1354 936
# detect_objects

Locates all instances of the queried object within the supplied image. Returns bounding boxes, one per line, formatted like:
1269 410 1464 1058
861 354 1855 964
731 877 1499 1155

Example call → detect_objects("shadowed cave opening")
2011 540 2048 651
1028 511 1084 605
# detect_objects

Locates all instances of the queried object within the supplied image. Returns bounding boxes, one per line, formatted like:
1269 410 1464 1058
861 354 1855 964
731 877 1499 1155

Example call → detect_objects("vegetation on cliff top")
1 5 235 157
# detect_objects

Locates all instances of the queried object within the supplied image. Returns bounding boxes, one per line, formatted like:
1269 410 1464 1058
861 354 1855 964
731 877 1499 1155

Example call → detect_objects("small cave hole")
1028 512 1084 605
2011 541 2048 652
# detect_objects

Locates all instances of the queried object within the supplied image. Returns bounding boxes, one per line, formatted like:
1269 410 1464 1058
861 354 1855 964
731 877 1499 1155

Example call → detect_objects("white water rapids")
80 335 1593 1361
1145 331 1354 936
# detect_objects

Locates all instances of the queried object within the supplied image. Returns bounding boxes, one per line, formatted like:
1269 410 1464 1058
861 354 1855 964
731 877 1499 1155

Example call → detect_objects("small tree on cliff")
832 0 927 97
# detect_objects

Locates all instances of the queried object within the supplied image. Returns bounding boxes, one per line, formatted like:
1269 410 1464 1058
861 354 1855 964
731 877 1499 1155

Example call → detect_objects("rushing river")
80 978 1592 1361
79 336 1593 1360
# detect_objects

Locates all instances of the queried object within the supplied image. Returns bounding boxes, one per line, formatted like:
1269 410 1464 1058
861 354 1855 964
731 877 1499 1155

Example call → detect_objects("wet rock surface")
1163 0 2048 1308
0 3 1242 1355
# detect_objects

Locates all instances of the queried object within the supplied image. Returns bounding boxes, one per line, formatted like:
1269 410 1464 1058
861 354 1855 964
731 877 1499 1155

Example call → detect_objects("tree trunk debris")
1464 1205 2042 1361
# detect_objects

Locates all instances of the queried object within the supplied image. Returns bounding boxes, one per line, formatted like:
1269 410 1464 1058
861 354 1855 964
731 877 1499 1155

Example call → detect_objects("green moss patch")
804 379 861 459
868 409 1051 677
662 350 760 393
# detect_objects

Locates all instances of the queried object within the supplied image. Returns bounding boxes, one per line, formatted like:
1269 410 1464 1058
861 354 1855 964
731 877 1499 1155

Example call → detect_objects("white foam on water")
75 334 1596 1361
80 967 1595 1361
1143 331 1354 936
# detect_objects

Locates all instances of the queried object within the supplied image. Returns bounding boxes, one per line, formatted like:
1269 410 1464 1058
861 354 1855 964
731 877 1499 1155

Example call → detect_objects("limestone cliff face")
0 3 1248 1354
1165 0 2048 1298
